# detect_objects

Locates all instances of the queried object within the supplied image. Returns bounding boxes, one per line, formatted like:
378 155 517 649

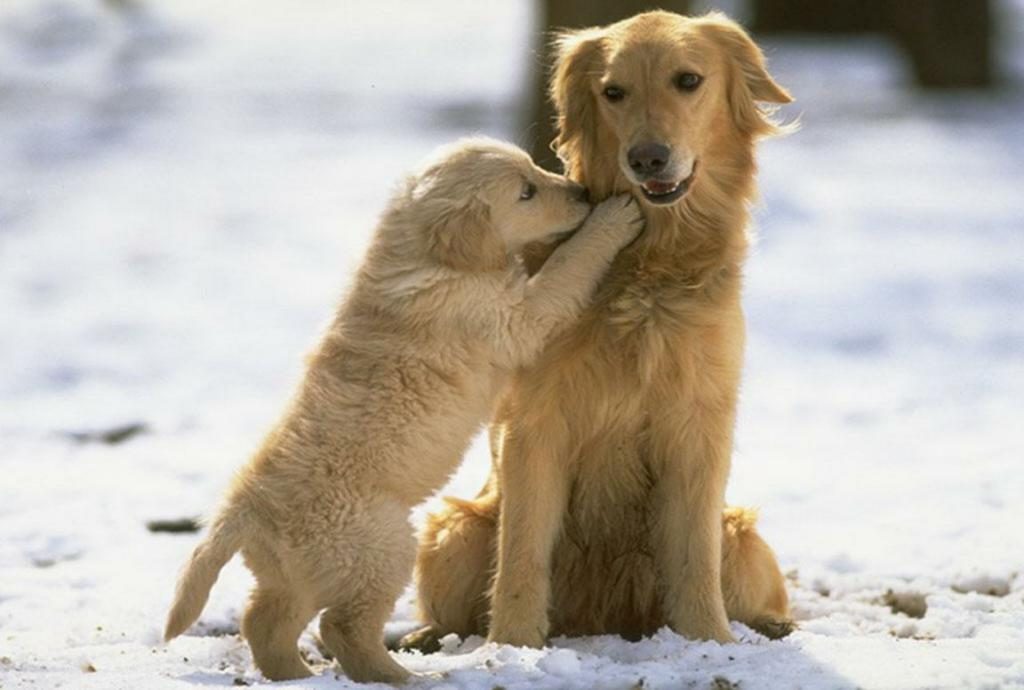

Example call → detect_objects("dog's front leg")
487 414 569 647
649 399 736 644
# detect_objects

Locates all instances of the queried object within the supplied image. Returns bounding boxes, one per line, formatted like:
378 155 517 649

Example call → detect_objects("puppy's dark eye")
602 85 625 103
519 182 537 201
675 72 703 92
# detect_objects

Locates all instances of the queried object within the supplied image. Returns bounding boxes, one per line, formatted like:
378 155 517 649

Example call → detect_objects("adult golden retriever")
162 138 643 683
405 12 795 649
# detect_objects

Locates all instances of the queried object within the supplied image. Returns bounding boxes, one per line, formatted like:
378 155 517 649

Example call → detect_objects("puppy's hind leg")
320 599 411 684
319 508 415 684
241 587 316 681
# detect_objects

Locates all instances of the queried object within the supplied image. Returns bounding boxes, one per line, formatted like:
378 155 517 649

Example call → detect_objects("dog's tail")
164 510 244 641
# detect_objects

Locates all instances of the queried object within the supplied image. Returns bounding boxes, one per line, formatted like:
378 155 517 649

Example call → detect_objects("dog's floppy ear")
698 14 793 137
549 28 606 178
426 198 507 272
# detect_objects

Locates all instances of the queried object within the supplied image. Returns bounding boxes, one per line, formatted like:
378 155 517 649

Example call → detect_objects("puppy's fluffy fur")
406 12 796 648
163 138 643 683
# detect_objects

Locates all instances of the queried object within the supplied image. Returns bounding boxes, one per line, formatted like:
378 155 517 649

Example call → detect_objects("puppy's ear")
427 199 507 272
698 14 793 137
549 28 606 178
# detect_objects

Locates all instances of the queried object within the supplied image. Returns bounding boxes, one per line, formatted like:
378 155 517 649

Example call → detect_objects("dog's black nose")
627 143 670 175
570 183 589 202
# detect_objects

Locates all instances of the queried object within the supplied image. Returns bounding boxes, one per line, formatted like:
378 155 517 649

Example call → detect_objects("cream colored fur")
405 11 796 649
162 138 643 683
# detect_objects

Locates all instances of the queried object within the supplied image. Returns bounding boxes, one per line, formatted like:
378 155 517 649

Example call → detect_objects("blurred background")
1 0 1023 682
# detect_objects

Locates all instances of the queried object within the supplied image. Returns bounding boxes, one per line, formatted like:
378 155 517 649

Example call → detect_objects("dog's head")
412 138 591 271
551 11 792 207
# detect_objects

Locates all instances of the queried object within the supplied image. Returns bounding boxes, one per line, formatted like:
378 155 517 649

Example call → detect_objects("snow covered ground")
2 1 1023 688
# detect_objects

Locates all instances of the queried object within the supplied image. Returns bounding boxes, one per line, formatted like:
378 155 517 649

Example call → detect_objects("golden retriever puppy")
162 137 644 683
406 11 795 649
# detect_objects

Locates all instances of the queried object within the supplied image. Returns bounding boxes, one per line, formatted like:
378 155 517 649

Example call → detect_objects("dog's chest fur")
607 260 714 330
532 214 746 577
583 238 742 381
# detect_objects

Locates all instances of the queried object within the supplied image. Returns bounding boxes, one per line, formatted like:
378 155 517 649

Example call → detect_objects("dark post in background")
751 0 993 88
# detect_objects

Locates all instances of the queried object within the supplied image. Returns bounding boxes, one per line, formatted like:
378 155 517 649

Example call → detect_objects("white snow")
2 1 1023 689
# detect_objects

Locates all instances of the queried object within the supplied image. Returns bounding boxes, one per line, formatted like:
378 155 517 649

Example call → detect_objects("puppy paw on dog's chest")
586 194 644 233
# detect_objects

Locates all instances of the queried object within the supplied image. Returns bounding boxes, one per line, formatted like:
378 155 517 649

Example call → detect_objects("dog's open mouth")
639 163 698 205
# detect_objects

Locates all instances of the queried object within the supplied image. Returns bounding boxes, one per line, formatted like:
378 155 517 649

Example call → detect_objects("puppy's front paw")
585 194 645 243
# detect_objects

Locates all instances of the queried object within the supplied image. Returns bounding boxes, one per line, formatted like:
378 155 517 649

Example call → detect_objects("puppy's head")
551 11 792 206
413 138 591 271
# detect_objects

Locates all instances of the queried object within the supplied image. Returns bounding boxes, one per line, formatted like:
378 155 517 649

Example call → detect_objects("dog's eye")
602 85 625 103
674 72 703 92
519 182 537 201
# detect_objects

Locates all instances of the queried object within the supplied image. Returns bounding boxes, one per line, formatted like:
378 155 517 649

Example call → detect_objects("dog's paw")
670 612 736 644
749 616 796 640
681 625 736 645
485 610 548 647
395 625 443 654
487 620 546 649
585 194 645 240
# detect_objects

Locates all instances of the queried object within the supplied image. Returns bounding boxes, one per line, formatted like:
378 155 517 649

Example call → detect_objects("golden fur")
406 485 793 649
162 138 644 683
406 11 795 649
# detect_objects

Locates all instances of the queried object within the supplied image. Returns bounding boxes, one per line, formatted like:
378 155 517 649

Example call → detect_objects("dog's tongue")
643 180 677 194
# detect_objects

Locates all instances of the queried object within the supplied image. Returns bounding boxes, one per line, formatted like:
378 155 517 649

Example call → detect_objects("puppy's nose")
569 182 589 202
627 143 670 175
